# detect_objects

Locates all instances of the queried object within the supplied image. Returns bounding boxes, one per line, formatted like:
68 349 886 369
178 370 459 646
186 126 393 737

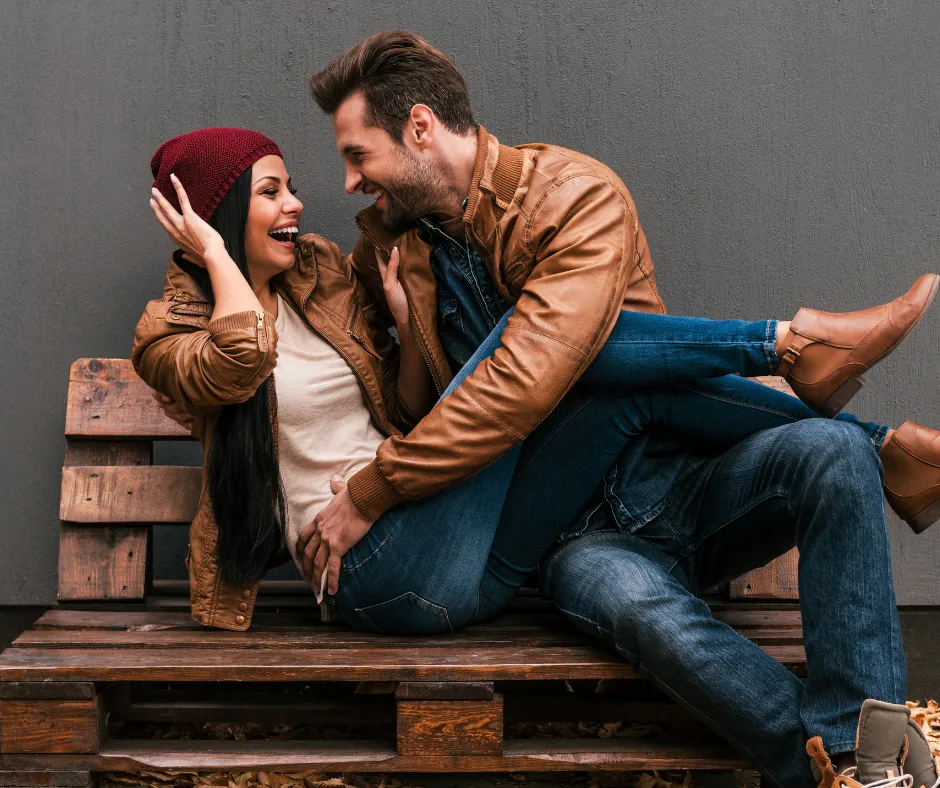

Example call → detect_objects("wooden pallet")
0 360 805 785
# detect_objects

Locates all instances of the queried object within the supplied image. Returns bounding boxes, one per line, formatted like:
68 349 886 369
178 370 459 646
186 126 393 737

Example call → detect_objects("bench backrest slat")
66 358 194 440
60 465 200 524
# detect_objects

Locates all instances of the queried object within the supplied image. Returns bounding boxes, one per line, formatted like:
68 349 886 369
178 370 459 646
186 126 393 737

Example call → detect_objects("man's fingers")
300 526 321 583
329 474 346 494
387 247 400 281
313 540 331 584
327 552 342 596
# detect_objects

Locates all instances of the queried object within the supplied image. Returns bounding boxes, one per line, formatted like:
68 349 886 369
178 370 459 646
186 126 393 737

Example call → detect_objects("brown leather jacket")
131 233 416 630
343 126 667 521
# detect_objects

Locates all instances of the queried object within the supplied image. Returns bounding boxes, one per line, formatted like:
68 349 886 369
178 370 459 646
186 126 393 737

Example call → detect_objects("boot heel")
908 498 940 534
817 374 866 417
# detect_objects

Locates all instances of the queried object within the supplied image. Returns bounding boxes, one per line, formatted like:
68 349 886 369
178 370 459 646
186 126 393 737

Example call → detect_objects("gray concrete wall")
2 0 939 605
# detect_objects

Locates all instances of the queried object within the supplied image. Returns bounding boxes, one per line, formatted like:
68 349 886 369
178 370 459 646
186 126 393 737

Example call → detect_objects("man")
301 31 938 788
153 31 938 788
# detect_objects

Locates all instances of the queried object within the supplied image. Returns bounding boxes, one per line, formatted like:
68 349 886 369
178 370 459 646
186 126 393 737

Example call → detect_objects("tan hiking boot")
808 700 912 788
881 422 940 533
777 274 939 416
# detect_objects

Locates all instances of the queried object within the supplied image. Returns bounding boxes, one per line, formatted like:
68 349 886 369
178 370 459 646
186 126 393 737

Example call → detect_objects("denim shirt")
418 216 511 371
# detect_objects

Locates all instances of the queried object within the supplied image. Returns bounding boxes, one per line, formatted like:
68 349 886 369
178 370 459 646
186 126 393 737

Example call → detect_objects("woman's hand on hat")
150 173 226 267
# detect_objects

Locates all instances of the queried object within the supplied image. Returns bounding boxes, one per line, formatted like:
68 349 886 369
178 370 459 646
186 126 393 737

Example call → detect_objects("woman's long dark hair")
183 168 287 585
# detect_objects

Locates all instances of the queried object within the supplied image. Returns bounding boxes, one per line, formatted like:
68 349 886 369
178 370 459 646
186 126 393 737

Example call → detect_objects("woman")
136 127 939 637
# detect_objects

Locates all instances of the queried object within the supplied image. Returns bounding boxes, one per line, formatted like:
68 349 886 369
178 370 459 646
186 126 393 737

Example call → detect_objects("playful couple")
133 31 940 788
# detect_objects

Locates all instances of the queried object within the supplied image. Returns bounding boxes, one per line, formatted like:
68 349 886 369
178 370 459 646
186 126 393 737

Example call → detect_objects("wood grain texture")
729 548 800 600
0 696 106 754
10 626 801 649
396 682 495 701
30 606 802 633
56 525 149 602
0 737 747 772
398 696 503 755
0 643 806 682
59 466 200 524
58 443 152 602
0 684 96 701
65 359 191 440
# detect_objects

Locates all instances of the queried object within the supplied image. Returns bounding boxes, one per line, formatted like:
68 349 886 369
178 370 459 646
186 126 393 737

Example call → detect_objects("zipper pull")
256 310 264 331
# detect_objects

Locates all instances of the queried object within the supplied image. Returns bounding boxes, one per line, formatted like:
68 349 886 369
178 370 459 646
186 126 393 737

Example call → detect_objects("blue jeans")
539 420 905 788
335 306 890 629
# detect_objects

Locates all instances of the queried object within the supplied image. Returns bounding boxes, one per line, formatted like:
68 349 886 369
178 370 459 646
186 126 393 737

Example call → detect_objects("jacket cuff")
347 460 404 521
208 310 263 335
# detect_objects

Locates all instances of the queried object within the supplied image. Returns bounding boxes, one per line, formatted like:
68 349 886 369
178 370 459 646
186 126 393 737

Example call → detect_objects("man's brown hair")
309 31 477 142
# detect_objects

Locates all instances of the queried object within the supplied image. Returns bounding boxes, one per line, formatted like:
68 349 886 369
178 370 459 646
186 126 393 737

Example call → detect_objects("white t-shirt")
274 294 385 581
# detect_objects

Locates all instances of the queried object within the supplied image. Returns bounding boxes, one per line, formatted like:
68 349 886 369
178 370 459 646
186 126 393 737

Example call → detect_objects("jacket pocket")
354 591 453 635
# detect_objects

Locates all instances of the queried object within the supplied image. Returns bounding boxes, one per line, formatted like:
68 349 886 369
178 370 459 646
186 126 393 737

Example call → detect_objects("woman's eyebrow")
253 175 281 187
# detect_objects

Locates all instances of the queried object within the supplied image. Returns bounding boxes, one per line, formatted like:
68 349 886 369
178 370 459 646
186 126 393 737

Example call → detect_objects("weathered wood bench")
0 359 803 787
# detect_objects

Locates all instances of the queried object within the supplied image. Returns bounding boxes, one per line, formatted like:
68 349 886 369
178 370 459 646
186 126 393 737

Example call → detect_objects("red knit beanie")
150 128 282 221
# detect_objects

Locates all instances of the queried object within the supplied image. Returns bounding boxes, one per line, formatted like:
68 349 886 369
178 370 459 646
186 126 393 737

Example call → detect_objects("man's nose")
345 165 362 195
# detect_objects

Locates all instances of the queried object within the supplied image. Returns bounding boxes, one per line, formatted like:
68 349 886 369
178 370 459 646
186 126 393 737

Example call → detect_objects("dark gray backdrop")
2 0 939 605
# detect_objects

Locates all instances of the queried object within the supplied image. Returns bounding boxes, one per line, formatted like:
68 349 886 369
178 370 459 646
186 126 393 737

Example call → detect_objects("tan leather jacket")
344 126 667 521
131 233 416 630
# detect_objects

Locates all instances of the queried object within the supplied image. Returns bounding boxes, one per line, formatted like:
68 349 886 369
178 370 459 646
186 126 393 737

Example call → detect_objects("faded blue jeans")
332 304 902 784
538 420 905 788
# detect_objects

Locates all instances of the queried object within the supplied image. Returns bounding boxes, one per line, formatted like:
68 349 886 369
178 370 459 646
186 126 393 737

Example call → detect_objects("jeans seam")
355 591 454 633
554 604 791 788
872 423 890 451
765 319 779 372
674 381 805 420
509 388 609 482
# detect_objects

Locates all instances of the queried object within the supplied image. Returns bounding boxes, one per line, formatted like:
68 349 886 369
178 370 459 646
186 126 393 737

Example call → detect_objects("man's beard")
375 147 450 233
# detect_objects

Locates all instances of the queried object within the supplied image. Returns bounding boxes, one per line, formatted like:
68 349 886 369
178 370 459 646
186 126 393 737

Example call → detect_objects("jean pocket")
354 591 454 635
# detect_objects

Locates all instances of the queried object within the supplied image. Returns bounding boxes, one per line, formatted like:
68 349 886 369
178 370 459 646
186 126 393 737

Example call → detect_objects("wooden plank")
12 625 802 650
0 737 747 772
59 466 200 524
58 442 153 602
398 696 503 755
0 644 806 682
65 359 191 440
31 606 801 633
0 773 94 787
56 525 149 602
0 684 96 701
396 682 495 701
730 548 799 600
0 696 107 754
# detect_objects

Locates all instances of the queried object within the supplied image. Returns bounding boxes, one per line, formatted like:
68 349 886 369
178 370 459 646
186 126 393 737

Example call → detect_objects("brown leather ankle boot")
881 421 940 534
777 274 939 416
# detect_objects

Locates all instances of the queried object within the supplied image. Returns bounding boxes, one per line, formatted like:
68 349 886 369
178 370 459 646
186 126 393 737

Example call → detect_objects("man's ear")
406 104 436 151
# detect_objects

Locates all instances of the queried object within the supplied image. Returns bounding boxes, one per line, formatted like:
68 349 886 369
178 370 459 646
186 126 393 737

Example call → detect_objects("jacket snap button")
238 602 248 612
241 589 251 599
235 615 246 625
171 315 180 320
